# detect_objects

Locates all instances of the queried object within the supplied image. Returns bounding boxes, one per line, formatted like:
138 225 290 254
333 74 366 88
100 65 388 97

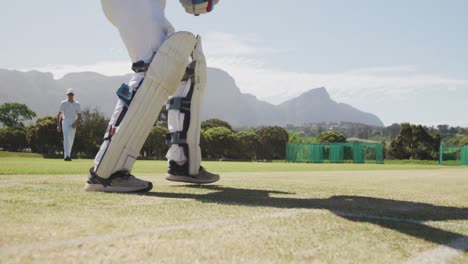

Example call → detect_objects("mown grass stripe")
0 209 309 255
2 208 466 256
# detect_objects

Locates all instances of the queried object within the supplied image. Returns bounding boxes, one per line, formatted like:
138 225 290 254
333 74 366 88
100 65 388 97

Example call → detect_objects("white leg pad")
187 36 207 175
95 32 197 178
166 36 206 176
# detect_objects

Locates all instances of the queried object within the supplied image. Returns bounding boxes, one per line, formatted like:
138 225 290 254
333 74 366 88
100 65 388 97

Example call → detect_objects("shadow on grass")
142 185 468 251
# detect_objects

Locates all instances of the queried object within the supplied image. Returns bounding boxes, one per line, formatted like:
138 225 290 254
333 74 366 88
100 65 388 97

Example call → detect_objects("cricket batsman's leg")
165 36 220 184
85 32 198 192
86 0 196 193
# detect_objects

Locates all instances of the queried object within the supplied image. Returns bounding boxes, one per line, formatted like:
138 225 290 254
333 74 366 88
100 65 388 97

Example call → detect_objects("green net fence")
286 142 384 164
462 146 468 166
307 144 323 163
328 144 344 163
439 145 468 166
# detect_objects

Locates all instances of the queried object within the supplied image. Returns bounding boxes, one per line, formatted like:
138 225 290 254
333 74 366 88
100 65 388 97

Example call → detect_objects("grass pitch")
0 156 461 175
0 156 467 263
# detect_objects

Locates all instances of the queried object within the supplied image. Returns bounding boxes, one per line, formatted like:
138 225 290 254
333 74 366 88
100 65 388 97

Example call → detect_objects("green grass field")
1 154 467 263
0 156 463 175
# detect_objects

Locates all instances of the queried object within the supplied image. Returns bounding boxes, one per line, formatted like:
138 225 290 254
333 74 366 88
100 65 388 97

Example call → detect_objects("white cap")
66 88 75 95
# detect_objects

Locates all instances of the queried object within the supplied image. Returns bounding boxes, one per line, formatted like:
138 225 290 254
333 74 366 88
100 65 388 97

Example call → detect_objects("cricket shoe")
84 167 153 193
166 160 220 184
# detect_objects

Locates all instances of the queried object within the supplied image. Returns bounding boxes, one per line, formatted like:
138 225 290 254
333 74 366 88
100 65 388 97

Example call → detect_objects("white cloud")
13 31 468 127
346 65 419 75
202 32 468 127
203 32 258 56
202 32 468 105
15 32 468 106
203 32 284 57
207 56 467 104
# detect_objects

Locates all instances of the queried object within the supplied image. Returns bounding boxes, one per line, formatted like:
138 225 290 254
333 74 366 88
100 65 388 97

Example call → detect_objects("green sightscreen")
440 145 468 166
462 146 468 166
286 142 384 164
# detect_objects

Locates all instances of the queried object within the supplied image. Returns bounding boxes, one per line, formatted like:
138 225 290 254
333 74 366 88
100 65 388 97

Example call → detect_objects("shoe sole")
165 174 220 184
84 182 153 193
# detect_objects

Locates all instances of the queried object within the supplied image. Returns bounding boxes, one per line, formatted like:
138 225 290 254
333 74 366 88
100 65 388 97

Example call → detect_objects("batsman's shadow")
142 185 468 251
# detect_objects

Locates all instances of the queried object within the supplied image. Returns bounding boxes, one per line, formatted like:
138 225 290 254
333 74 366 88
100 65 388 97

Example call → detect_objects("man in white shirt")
57 88 82 161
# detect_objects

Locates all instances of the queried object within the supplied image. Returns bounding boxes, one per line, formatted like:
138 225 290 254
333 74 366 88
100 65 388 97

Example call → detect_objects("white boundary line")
0 209 310 255
1 208 467 261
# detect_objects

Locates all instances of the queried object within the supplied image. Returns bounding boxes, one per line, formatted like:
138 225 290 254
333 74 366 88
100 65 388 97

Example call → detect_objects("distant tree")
288 131 316 144
460 136 468 146
203 127 237 159
288 131 301 143
141 126 169 159
29 116 62 155
257 126 289 160
389 123 440 160
200 130 212 158
201 119 232 131
0 127 28 151
234 130 260 160
316 131 346 143
388 136 411 159
380 140 388 159
437 125 449 138
73 107 109 158
0 102 36 127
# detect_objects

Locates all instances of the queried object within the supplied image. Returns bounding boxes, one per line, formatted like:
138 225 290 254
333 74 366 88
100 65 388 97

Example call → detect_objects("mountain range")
0 68 384 127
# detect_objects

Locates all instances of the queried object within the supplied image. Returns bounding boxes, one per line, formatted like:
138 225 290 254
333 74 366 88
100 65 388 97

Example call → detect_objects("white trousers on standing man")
62 119 76 158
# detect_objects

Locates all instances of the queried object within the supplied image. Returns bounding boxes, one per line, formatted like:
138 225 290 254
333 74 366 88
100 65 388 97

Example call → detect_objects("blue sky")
1 0 467 126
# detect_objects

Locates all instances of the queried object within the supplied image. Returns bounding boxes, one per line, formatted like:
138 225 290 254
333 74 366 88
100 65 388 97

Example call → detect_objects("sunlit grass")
1 155 463 176
1 168 467 263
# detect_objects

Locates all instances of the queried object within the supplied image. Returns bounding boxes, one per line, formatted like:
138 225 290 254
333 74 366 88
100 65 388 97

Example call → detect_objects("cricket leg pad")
94 32 197 178
166 35 218 181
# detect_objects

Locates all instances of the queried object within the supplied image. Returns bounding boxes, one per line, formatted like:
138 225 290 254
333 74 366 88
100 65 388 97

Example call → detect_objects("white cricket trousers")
94 0 189 173
62 120 76 158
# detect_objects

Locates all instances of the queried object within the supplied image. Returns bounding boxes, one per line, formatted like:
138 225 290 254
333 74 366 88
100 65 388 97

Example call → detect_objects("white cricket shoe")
84 167 153 193
166 161 220 184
